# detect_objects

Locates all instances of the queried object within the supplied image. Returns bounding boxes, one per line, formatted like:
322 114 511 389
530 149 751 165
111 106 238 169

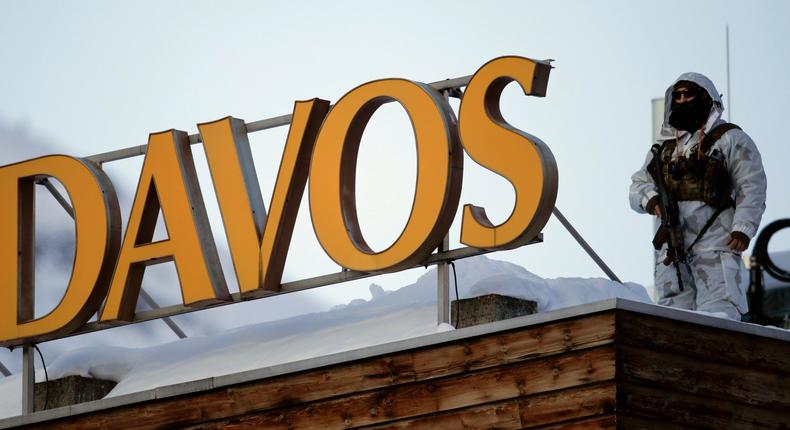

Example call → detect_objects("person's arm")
629 149 660 216
724 130 767 251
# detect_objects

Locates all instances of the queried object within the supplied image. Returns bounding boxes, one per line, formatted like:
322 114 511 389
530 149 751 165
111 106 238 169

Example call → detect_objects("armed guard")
630 73 767 320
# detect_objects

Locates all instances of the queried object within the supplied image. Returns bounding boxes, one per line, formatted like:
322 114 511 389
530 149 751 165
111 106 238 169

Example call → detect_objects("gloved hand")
646 196 662 219
727 231 750 252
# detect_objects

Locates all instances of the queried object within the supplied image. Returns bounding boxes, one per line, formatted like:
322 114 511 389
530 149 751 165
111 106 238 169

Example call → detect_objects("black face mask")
669 91 713 133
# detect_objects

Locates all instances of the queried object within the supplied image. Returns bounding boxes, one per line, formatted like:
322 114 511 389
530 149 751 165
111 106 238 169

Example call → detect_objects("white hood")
658 72 725 141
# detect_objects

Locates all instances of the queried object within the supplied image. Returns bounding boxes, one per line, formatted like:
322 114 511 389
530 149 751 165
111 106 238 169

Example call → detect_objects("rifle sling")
652 200 734 254
685 200 734 253
650 122 741 255
700 123 741 154
683 123 739 252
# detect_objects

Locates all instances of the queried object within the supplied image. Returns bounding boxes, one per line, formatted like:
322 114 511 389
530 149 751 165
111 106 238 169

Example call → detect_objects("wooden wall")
8 305 790 429
616 310 790 429
16 313 618 429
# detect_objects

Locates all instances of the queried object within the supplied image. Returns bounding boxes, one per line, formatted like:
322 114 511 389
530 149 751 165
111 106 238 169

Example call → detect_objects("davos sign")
0 56 558 347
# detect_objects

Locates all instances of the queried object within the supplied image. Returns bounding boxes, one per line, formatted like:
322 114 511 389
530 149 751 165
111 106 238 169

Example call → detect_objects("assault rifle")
649 143 687 291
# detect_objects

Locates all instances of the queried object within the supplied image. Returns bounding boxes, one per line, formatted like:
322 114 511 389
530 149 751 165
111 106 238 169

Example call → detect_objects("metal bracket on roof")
552 207 622 283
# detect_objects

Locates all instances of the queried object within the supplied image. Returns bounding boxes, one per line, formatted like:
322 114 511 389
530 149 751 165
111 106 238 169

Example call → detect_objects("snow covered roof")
0 255 653 419
3 296 790 429
0 254 787 422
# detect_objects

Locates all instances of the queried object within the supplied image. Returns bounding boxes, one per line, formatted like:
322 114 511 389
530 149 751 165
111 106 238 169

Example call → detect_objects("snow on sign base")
0 255 651 419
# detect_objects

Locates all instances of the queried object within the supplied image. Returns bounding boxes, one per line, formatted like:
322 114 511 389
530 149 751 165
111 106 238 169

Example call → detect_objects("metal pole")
552 207 622 283
139 289 187 339
36 173 189 340
437 234 450 325
84 73 496 165
0 360 10 377
436 86 460 326
22 345 34 414
36 178 73 218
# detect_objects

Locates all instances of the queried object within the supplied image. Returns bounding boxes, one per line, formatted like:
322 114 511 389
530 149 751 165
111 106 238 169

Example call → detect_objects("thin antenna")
726 24 732 121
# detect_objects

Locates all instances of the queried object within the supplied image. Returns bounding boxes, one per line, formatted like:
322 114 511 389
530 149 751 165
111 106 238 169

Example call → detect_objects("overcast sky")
2 1 790 371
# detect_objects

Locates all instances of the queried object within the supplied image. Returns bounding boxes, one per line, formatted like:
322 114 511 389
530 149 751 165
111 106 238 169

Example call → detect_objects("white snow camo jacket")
629 72 767 254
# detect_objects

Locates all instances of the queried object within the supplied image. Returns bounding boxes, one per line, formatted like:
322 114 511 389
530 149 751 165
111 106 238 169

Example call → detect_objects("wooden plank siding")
16 313 617 429
6 302 790 429
615 310 790 429
176 349 615 429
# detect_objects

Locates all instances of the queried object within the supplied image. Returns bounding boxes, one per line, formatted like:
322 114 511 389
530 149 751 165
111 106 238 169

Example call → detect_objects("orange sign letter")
100 130 229 322
458 56 558 249
310 79 462 272
199 99 329 294
0 156 120 346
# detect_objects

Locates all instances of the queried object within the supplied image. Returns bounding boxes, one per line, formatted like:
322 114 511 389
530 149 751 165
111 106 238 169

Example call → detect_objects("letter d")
0 156 120 347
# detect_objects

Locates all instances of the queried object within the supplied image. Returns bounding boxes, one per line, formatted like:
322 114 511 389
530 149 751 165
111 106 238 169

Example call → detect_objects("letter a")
100 130 229 322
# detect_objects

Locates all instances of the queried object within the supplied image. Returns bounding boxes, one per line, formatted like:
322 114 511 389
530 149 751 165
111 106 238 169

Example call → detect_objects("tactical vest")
648 123 740 209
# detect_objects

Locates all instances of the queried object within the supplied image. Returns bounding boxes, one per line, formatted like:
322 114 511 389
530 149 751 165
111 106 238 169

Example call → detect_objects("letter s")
458 56 558 249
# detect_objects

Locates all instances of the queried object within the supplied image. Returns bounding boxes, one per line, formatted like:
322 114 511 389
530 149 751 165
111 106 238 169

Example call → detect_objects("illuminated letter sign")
459 56 557 249
100 130 229 321
309 79 463 272
0 156 120 343
0 55 558 346
199 99 330 294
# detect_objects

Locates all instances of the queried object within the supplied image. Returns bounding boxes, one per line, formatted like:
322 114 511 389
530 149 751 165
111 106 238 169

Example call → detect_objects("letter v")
199 99 330 294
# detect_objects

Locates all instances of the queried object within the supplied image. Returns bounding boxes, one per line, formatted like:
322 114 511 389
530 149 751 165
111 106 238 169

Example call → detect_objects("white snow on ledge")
0 255 654 419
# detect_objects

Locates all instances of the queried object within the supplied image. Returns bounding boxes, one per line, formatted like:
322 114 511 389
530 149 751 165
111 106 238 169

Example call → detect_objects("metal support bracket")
22 346 34 414
436 86 459 326
138 290 187 339
552 206 621 283
35 178 73 218
437 234 450 325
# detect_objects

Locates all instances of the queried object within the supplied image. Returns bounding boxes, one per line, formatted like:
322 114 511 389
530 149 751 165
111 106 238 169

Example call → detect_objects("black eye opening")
672 88 698 101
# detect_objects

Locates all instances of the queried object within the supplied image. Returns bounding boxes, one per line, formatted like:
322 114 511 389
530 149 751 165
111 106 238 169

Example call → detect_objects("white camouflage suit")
630 73 767 320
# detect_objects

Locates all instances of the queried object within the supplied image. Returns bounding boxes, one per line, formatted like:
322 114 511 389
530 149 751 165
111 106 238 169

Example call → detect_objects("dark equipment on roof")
746 218 790 328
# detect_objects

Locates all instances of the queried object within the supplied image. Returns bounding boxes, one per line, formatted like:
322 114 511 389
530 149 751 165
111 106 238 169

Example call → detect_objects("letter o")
309 79 462 272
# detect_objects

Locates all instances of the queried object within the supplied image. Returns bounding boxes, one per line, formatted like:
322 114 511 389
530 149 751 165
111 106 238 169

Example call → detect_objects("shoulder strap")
685 199 735 254
701 123 741 154
678 123 741 253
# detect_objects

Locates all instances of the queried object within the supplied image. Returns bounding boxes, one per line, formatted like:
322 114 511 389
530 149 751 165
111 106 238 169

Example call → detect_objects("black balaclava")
668 80 714 133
